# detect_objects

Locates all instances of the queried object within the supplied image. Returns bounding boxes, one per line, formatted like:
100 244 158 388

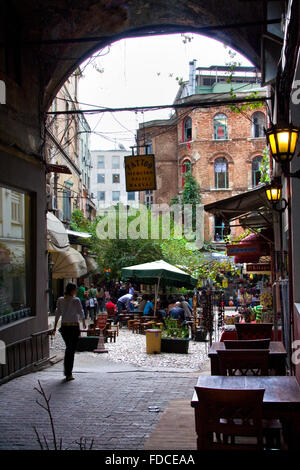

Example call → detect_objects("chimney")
189 59 197 96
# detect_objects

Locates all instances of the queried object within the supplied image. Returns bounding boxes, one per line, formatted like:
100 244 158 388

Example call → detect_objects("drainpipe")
189 60 197 96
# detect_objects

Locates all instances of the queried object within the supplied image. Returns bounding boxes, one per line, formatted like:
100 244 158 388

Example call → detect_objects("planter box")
161 337 189 354
76 336 99 352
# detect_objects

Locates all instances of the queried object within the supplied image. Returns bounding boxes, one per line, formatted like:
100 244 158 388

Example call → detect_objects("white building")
91 149 139 210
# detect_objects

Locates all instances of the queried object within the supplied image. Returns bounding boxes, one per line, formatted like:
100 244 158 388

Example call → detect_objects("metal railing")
0 329 52 382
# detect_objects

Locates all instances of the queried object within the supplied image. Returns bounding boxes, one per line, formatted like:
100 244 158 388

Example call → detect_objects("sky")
78 33 253 151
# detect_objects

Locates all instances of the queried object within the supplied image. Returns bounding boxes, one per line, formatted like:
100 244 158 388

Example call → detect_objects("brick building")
137 63 268 245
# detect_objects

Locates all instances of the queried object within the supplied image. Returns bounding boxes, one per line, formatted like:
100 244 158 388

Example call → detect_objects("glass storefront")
0 185 31 326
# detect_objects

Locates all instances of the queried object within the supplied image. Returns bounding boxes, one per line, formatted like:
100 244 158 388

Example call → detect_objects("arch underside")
10 0 266 108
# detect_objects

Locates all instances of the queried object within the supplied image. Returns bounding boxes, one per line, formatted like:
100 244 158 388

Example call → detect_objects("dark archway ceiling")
10 0 271 108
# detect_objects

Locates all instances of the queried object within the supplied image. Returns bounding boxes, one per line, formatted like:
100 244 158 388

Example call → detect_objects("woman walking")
52 283 86 381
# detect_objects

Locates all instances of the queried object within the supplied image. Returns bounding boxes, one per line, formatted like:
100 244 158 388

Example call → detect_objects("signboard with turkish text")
124 154 157 192
246 263 271 272
226 243 262 257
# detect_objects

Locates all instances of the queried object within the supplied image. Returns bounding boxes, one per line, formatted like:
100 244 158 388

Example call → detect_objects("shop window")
97 173 105 184
251 112 265 138
112 174 120 184
214 216 225 242
0 185 32 326
183 117 192 142
252 156 262 187
214 113 228 140
214 157 228 189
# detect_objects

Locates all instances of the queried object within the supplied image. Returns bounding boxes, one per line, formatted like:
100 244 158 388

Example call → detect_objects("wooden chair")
194 387 265 450
224 339 270 350
217 349 270 376
235 323 273 340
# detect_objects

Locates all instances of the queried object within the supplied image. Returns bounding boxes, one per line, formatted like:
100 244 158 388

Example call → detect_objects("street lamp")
265 178 288 212
265 124 300 177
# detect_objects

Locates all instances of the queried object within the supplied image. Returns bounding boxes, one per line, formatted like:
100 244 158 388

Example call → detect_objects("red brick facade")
137 105 267 243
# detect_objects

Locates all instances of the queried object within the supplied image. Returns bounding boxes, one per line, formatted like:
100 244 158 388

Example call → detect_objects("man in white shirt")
115 293 137 324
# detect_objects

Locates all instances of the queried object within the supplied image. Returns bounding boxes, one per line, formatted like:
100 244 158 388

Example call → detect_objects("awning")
51 247 87 279
121 259 197 288
66 229 91 239
85 256 98 273
47 212 70 252
227 230 272 263
204 184 272 223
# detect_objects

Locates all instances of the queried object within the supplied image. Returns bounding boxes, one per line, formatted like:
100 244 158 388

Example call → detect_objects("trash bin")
146 329 162 354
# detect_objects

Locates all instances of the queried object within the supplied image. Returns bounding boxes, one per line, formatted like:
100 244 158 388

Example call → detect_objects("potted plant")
160 318 190 354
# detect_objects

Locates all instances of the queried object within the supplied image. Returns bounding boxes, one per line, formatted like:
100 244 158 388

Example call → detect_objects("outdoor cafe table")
191 375 300 450
208 341 287 376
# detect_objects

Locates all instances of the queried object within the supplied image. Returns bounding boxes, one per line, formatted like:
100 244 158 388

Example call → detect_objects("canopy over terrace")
204 184 273 231
121 259 197 288
122 260 197 313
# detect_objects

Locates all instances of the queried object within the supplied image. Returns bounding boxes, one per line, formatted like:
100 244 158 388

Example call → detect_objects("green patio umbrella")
121 260 197 313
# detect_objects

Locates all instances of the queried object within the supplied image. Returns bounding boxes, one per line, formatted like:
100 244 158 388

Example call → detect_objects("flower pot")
161 337 189 354
194 328 208 342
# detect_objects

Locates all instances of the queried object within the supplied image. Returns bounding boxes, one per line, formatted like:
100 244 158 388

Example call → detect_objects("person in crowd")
52 283 86 382
115 293 138 324
137 294 148 313
128 283 135 295
169 301 185 323
105 297 117 319
77 281 87 319
104 287 110 305
180 295 193 320
167 296 177 315
188 292 193 309
143 295 154 316
96 284 105 313
118 281 128 298
157 294 168 319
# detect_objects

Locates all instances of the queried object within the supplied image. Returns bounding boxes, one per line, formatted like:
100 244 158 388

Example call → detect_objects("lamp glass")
266 126 299 163
266 186 281 203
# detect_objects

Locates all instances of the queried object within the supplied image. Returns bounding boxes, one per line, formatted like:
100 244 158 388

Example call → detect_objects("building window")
128 192 135 201
97 173 105 184
0 185 31 324
214 113 228 140
112 191 120 202
112 156 120 169
252 155 262 187
146 141 153 154
97 191 105 201
214 216 225 241
181 159 191 188
183 117 192 142
214 157 228 188
251 112 265 138
144 190 153 207
112 174 120 184
97 156 105 168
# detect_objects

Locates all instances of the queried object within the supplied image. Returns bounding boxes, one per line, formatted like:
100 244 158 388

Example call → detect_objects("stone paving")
0 324 210 450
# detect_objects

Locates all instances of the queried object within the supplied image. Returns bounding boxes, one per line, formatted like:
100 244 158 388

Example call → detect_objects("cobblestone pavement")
0 326 209 450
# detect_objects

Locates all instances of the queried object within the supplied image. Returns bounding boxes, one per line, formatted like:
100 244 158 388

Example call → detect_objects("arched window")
251 112 265 138
214 113 228 140
252 155 262 186
214 157 228 189
183 117 192 142
181 159 191 188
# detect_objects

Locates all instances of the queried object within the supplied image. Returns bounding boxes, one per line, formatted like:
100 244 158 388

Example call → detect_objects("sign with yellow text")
124 154 157 191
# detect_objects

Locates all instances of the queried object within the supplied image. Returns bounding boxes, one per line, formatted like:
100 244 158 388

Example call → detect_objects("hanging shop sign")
226 243 262 257
246 263 271 272
124 154 157 192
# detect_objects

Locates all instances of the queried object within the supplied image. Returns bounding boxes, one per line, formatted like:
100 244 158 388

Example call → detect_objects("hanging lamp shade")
265 125 299 163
